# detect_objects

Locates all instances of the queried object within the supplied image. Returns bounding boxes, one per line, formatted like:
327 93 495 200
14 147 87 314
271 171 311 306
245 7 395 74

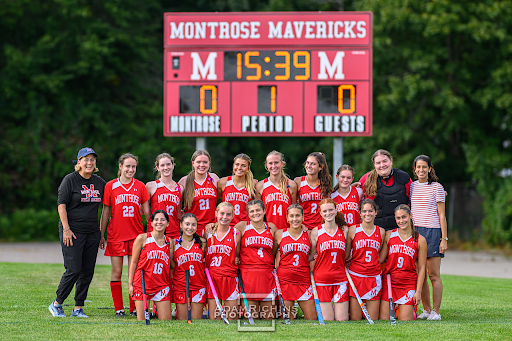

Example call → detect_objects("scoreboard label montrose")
164 12 373 137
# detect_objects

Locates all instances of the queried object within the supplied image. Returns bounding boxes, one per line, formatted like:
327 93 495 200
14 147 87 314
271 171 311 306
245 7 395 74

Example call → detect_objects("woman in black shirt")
49 147 106 317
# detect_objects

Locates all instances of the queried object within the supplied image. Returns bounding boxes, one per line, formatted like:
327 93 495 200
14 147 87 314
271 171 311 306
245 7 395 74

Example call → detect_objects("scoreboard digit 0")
164 12 373 136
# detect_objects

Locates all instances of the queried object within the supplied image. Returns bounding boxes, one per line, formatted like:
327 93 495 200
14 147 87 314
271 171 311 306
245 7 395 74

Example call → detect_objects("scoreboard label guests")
163 12 373 137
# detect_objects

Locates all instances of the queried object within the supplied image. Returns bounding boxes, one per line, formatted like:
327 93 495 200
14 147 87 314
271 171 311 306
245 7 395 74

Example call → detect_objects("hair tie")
176 237 182 244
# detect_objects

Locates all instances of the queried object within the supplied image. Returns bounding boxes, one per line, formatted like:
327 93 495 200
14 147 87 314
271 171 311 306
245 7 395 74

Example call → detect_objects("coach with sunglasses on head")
49 147 106 317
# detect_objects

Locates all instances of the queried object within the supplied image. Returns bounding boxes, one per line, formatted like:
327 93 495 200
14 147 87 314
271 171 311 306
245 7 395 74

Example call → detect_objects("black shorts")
415 227 444 258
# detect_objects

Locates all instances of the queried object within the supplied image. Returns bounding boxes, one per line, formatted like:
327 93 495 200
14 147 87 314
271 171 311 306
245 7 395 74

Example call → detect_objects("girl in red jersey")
310 198 349 321
235 200 278 319
379 204 427 321
256 150 297 229
128 210 174 320
218 153 258 227
146 153 182 239
331 165 364 227
205 202 241 320
171 213 207 320
294 152 332 230
274 204 317 320
100 153 151 317
179 150 219 237
345 199 385 321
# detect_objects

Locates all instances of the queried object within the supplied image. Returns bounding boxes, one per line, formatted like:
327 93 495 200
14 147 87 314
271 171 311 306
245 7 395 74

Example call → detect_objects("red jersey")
148 179 181 238
348 224 382 276
240 222 274 270
385 229 418 287
172 241 206 292
222 176 252 227
103 178 150 242
133 233 171 293
205 227 238 277
277 229 311 285
313 225 347 285
298 176 323 229
331 187 363 226
183 174 217 235
261 178 292 229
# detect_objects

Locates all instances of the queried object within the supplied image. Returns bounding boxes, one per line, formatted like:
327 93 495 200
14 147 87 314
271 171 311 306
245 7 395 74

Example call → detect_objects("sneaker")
427 310 441 321
417 309 430 319
203 306 208 319
48 301 66 317
171 307 177 317
115 310 125 317
129 310 137 317
71 308 88 317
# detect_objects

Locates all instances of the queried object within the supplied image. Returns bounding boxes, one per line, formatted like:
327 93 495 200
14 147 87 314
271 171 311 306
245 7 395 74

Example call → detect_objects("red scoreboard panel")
163 12 372 137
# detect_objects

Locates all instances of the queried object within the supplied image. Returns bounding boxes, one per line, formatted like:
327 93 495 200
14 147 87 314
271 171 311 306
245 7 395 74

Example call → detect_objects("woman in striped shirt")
410 155 447 321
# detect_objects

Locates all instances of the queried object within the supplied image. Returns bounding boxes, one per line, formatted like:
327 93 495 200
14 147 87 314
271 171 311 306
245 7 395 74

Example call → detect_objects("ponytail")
333 165 355 192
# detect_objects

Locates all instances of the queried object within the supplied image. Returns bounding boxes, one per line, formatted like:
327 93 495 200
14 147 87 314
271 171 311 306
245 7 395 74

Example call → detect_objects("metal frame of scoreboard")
164 12 373 137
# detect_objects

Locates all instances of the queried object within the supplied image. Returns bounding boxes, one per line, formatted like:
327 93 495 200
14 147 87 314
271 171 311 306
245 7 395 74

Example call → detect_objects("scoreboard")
164 12 372 137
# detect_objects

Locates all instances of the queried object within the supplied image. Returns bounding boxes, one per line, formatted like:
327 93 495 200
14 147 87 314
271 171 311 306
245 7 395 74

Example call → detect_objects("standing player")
310 198 349 321
218 153 258 227
128 210 173 321
256 150 297 229
358 150 412 231
345 199 385 321
235 200 278 319
379 205 427 321
410 155 447 320
205 202 241 320
295 152 332 229
274 204 317 320
179 150 219 237
100 153 151 317
332 165 364 227
146 153 182 238
172 213 207 320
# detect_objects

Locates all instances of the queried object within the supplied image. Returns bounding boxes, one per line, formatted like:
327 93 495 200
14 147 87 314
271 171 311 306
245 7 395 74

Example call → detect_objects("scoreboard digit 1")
164 12 372 137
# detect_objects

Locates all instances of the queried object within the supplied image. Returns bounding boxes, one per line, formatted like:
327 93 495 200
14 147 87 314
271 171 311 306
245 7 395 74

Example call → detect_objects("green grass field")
0 262 511 340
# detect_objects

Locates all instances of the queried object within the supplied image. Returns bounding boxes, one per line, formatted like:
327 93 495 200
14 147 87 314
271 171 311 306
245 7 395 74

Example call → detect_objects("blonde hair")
117 153 138 178
265 150 289 195
232 153 255 198
154 152 175 179
183 150 212 209
210 202 234 245
333 164 354 192
363 149 393 197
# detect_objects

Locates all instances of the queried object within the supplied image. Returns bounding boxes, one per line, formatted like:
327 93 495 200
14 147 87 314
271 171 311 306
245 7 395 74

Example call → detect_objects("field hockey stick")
186 270 192 324
237 269 255 325
310 273 325 325
387 274 396 325
345 269 374 325
140 270 150 325
205 268 230 324
272 269 291 325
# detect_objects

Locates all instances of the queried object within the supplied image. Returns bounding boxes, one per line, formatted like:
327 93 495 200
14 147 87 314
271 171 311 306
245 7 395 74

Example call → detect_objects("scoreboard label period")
164 12 373 137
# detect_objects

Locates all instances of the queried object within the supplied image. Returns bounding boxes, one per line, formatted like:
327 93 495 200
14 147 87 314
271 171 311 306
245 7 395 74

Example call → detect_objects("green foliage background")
1 0 511 244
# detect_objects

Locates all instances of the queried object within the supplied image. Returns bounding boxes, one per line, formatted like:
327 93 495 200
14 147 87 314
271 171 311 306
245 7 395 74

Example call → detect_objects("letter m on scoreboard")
163 11 373 137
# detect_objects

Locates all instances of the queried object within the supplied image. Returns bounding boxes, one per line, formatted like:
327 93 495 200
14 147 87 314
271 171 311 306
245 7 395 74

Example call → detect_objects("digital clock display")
224 51 311 81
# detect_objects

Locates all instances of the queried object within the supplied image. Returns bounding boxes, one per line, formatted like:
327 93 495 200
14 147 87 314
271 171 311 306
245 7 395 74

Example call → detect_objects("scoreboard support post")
333 137 343 185
196 137 206 151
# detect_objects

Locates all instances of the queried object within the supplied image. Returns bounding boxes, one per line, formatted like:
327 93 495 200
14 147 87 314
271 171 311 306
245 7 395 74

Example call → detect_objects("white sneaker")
417 309 430 319
427 310 441 321
171 307 177 317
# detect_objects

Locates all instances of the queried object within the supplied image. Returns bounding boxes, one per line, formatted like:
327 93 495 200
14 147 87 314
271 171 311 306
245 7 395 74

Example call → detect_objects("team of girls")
103 149 440 322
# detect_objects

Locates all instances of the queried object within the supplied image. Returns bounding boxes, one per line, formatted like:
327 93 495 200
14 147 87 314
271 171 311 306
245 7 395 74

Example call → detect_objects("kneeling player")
129 210 174 320
379 204 427 321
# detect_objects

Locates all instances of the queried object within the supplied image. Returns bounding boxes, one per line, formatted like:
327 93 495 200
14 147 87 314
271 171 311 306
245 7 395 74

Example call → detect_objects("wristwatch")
440 237 448 241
